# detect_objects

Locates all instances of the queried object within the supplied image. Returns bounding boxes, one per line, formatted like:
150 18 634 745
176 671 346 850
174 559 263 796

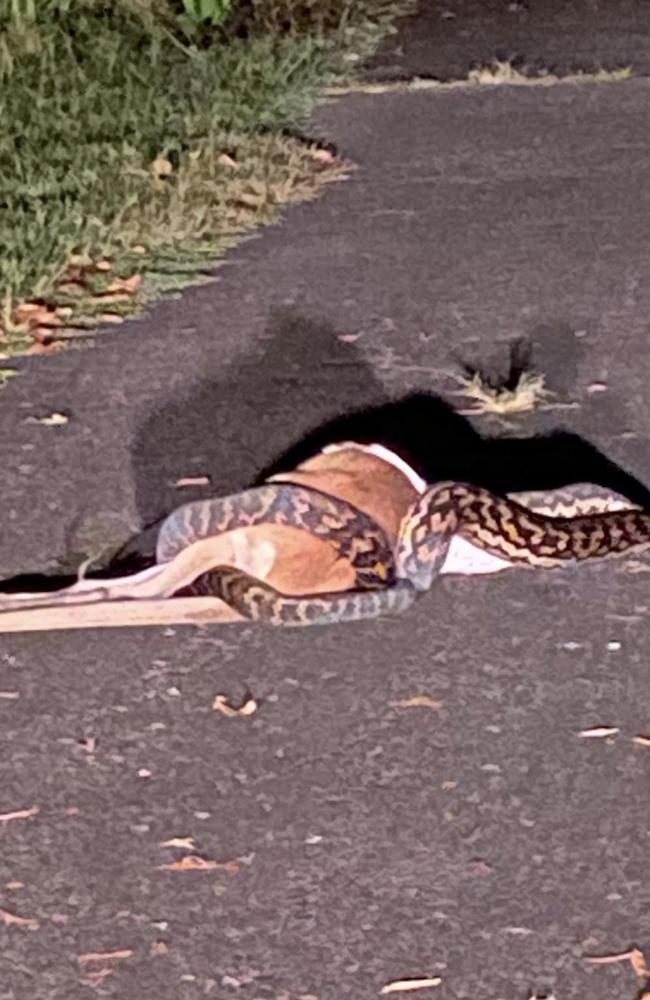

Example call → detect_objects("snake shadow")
2 311 649 591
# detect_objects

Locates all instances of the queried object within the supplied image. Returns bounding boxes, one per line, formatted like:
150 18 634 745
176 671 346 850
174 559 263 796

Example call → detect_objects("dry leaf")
389 696 443 711
0 805 39 824
218 153 238 169
310 147 337 165
157 855 239 874
151 156 173 178
106 274 141 295
381 977 442 994
95 260 112 272
81 968 114 987
99 313 125 324
159 837 197 851
585 946 649 979
29 412 69 427
150 940 169 956
0 691 19 699
587 381 608 393
78 948 133 965
174 476 211 487
632 735 650 748
631 947 650 979
0 907 39 930
577 726 619 739
212 693 257 717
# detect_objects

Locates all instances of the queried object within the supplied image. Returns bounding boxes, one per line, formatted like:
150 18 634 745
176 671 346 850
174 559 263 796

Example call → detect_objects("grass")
450 368 551 415
449 342 552 415
0 0 411 358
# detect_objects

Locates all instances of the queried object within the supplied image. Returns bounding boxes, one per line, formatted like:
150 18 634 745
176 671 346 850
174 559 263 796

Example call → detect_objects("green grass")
0 0 410 356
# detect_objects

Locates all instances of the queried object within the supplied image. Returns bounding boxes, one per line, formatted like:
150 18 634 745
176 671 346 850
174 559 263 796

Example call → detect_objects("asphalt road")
1 15 650 1000
368 0 650 81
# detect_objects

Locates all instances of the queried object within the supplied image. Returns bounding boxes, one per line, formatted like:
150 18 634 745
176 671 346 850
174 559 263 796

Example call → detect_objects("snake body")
156 479 650 627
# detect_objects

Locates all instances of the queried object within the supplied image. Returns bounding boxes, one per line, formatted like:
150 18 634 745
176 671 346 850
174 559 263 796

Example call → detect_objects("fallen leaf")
174 476 211 487
587 381 608 393
81 968 114 987
218 153 238 169
157 855 240 874
578 726 619 739
212 693 257 717
381 977 442 994
159 837 197 851
310 147 337 165
631 947 650 979
29 412 69 427
0 805 39 825
466 858 493 877
95 260 112 272
13 301 43 320
150 940 169 956
78 948 133 965
151 156 173 178
389 696 443 711
105 274 141 295
632 735 650 748
5 881 24 890
585 946 649 979
0 691 19 699
98 313 125 324
0 907 39 930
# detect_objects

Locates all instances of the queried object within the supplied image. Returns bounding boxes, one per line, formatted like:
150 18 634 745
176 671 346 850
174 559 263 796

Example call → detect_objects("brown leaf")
174 476 211 487
78 948 133 965
585 946 649 979
157 855 239 874
151 157 173 178
310 147 337 165
0 907 39 930
213 693 257 717
381 977 442 994
389 695 443 711
151 940 169 956
159 837 197 851
105 274 141 295
0 805 39 825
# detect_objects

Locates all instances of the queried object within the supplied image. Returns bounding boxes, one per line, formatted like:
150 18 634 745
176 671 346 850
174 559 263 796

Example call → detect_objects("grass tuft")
0 0 411 356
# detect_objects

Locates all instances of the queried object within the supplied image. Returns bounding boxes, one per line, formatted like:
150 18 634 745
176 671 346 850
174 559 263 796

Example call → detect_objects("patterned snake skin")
155 480 649 627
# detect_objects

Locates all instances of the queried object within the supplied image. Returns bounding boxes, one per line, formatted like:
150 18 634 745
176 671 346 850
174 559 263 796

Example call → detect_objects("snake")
155 479 650 627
